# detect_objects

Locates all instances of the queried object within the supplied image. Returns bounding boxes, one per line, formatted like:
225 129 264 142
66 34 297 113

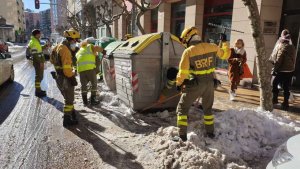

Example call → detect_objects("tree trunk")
136 10 145 35
242 0 273 111
105 23 112 37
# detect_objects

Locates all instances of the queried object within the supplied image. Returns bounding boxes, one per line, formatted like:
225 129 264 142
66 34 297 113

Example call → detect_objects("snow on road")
82 84 300 169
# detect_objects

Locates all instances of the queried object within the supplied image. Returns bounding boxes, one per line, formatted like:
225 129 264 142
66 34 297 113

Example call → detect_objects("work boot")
172 135 187 142
35 90 47 97
63 114 78 127
82 93 88 105
90 95 100 105
50 71 57 79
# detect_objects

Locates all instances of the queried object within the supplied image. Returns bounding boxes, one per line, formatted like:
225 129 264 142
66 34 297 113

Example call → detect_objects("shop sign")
263 21 277 34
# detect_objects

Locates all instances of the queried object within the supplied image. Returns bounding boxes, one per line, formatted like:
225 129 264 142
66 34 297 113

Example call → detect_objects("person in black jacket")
270 29 296 110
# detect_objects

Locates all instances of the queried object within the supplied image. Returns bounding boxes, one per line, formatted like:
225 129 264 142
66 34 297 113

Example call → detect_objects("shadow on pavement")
91 106 168 135
42 97 64 112
68 113 144 169
0 82 24 124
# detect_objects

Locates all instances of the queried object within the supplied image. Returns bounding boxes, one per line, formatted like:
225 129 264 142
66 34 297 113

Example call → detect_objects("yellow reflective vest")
28 36 45 63
76 44 96 73
176 42 231 86
28 36 42 54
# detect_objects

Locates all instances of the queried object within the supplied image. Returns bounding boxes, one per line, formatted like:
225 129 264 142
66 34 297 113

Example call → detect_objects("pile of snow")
150 127 249 169
98 84 134 118
149 108 300 168
209 109 300 163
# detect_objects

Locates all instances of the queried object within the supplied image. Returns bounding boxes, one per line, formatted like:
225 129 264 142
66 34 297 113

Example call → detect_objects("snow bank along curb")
81 83 300 168
151 109 300 168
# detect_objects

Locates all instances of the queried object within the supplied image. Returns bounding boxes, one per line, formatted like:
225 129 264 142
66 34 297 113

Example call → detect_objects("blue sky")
23 0 50 12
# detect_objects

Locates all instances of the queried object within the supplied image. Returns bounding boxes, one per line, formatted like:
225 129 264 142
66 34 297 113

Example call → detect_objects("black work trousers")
272 72 293 101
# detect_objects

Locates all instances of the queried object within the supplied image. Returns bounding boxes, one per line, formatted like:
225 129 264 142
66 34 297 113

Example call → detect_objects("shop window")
151 8 158 33
203 0 233 70
171 1 186 38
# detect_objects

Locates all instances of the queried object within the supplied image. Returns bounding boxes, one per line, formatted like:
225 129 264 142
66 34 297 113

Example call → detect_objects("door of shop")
281 0 300 87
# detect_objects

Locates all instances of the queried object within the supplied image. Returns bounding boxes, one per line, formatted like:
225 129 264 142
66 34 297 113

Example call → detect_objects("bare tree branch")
126 0 162 34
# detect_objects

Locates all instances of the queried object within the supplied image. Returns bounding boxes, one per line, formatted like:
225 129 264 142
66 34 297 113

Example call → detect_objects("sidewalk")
213 84 300 120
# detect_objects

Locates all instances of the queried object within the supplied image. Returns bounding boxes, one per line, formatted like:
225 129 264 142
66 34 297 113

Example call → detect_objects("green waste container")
102 41 124 91
95 37 117 80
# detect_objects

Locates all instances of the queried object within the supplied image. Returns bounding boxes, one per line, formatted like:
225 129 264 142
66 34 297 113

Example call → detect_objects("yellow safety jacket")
54 41 75 78
76 44 96 73
176 42 231 86
28 36 44 63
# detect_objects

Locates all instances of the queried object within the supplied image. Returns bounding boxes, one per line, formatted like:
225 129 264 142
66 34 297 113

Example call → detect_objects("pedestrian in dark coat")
227 39 247 98
270 29 296 110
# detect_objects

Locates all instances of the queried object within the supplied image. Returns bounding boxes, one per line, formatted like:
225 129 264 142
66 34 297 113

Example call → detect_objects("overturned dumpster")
102 41 124 91
113 32 185 111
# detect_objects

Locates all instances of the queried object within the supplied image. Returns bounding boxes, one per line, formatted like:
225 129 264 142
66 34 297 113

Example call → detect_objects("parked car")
0 52 14 85
0 39 8 53
266 134 300 169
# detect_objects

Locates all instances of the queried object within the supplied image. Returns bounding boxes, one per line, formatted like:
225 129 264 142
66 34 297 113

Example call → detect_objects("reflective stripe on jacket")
76 44 96 73
176 42 231 86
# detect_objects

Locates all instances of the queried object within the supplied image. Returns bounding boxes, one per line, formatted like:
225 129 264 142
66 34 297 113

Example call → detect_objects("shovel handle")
140 93 182 113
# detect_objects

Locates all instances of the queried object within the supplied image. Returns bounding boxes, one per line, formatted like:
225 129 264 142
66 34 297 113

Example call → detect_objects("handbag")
240 63 253 79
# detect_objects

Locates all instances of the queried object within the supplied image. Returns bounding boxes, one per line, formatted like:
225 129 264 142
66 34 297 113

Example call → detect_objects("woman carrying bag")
227 39 252 100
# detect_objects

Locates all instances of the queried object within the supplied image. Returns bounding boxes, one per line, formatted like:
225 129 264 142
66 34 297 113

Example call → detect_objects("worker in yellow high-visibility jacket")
76 39 105 106
51 28 80 127
28 29 47 97
174 27 231 141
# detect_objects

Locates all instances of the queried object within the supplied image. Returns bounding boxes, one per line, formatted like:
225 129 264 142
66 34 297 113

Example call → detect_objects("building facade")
110 0 299 86
0 17 14 42
40 9 52 38
50 0 68 33
25 10 41 40
0 0 25 42
64 0 300 85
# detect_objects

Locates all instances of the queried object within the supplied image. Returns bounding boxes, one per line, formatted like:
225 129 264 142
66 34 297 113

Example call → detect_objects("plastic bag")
41 68 48 91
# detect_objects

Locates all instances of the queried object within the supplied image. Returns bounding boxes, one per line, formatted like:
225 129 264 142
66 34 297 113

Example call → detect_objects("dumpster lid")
114 32 181 54
96 37 117 48
105 41 124 56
